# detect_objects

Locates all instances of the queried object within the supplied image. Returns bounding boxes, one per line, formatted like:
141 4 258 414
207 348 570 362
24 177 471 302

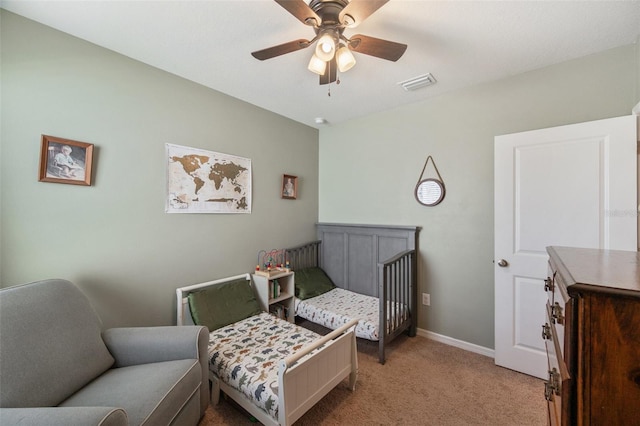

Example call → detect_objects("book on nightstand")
269 280 280 299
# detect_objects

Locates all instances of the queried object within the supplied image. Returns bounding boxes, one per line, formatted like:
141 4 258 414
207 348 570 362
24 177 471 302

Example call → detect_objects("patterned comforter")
208 312 320 421
295 288 380 341
295 288 383 340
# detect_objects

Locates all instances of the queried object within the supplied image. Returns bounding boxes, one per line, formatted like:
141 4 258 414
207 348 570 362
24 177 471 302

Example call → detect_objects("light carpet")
199 320 545 425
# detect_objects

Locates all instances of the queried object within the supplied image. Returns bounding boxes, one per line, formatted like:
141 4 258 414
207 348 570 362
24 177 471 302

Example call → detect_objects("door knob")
497 259 509 267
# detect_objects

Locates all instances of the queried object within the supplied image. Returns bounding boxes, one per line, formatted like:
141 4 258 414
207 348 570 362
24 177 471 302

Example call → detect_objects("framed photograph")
281 174 297 199
39 135 94 186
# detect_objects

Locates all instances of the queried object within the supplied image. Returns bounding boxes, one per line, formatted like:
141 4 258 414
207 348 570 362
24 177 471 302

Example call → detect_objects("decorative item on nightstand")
255 248 291 277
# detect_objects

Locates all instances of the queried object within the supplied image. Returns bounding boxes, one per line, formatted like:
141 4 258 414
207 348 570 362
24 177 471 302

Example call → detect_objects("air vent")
398 73 437 92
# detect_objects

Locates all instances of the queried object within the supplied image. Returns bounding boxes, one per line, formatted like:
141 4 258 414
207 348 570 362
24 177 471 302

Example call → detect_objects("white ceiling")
3 0 640 128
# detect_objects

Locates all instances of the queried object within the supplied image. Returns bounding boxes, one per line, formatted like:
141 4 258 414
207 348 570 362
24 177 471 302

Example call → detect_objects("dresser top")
548 246 640 295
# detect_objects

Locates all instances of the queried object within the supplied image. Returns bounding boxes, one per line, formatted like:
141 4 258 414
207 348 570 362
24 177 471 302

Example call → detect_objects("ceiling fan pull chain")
327 60 331 96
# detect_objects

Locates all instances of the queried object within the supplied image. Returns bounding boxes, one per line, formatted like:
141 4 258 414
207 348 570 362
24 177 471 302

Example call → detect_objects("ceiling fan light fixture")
308 54 327 75
315 32 336 62
336 45 356 72
251 0 406 86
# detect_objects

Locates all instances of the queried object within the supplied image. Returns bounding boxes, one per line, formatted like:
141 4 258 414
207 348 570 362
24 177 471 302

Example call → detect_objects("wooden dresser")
544 246 640 425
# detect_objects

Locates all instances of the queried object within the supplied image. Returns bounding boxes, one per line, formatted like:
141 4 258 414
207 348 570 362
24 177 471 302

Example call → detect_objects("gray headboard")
316 223 420 298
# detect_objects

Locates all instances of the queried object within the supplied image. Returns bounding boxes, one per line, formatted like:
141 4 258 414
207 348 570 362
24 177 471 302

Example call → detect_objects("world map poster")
165 143 252 214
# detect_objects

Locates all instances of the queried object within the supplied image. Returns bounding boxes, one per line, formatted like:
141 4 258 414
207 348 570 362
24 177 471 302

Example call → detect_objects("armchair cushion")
60 359 201 426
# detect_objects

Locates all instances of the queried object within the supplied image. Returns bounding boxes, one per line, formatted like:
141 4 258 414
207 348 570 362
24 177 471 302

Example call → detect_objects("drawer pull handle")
541 323 552 340
551 302 564 325
544 381 554 401
544 368 561 401
544 277 553 292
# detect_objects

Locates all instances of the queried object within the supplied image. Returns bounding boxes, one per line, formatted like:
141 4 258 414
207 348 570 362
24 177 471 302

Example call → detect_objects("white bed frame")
176 274 359 426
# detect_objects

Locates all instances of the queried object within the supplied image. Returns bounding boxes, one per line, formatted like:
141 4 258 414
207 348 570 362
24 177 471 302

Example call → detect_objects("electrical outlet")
422 293 430 306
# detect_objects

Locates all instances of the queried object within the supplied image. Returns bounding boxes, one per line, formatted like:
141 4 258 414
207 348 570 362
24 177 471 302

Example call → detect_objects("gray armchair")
0 279 209 425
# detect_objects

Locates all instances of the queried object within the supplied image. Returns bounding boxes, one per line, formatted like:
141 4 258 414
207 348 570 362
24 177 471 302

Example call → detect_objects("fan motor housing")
309 0 349 26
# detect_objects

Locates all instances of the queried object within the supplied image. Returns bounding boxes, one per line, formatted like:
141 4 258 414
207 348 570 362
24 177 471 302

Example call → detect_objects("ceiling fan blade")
275 0 321 26
339 0 389 27
349 34 407 62
319 57 337 85
251 39 311 60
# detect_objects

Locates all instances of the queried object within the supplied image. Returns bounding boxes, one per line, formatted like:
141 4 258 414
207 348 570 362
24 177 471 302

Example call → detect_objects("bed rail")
379 249 417 363
284 240 321 270
279 318 359 424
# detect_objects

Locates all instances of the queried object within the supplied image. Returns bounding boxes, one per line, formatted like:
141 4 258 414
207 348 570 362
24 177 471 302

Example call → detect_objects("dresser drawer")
547 257 570 307
546 397 560 426
552 270 569 307
544 302 570 425
544 361 562 425
545 302 568 372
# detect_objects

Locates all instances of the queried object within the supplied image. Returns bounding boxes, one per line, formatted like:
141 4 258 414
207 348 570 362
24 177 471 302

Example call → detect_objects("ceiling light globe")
336 46 356 72
307 54 327 75
315 33 335 62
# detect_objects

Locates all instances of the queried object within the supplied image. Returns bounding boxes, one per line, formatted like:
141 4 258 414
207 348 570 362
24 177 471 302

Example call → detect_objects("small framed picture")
281 174 297 199
39 135 94 186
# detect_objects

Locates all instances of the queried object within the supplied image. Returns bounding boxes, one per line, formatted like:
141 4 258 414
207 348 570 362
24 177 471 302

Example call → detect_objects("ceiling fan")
251 0 407 85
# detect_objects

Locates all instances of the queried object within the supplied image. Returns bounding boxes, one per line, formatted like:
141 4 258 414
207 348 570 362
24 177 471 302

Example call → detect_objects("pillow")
295 267 336 300
188 278 262 331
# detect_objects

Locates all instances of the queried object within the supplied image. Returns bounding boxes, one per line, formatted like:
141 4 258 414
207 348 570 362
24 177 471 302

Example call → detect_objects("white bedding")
295 288 381 340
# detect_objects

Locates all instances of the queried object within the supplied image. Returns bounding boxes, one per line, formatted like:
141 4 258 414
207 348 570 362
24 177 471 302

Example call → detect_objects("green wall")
318 44 639 350
0 11 319 328
2 9 639 352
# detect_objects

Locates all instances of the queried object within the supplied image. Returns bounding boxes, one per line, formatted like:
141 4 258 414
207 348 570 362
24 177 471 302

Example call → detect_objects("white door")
494 115 637 379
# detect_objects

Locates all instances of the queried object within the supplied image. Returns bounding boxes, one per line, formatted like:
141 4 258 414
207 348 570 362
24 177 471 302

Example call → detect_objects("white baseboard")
416 327 495 358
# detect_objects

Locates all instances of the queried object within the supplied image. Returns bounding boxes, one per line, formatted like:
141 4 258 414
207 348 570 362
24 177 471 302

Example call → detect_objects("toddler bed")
285 223 420 364
176 273 358 426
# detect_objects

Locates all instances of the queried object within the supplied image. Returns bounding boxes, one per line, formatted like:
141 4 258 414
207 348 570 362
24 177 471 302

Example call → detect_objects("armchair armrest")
0 407 127 426
103 326 207 367
102 325 209 416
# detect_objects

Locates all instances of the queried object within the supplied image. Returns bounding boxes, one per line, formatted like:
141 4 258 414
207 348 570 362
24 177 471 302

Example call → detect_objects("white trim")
416 327 495 358
632 101 640 115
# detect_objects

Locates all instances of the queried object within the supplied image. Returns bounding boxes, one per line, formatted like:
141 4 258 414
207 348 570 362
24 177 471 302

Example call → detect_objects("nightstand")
252 271 295 323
